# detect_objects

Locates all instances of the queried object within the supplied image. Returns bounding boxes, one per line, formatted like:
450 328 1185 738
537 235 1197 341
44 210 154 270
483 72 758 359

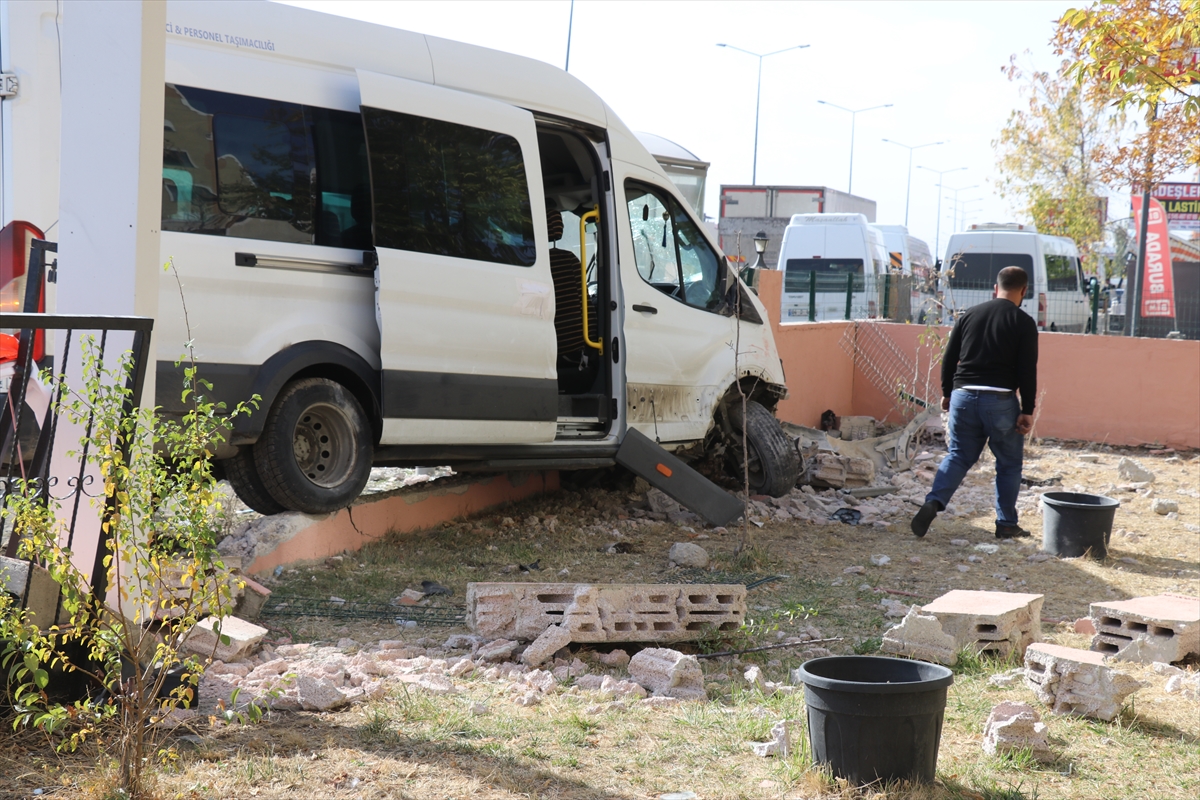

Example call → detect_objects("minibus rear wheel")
725 400 800 497
224 447 286 515
254 377 373 514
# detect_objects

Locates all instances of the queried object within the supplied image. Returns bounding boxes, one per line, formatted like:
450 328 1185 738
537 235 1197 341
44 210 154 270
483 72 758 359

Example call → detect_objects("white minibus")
778 213 887 322
0 0 799 514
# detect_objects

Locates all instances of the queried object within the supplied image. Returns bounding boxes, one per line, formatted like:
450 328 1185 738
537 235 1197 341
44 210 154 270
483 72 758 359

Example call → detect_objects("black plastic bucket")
1041 491 1120 559
796 656 954 785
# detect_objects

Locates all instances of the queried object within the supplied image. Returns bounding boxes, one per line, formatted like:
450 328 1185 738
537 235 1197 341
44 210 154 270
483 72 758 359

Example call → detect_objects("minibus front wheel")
253 377 373 513
725 400 800 498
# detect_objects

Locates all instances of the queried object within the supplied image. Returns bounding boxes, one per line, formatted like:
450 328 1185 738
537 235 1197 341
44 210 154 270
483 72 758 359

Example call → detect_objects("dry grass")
2 443 1196 800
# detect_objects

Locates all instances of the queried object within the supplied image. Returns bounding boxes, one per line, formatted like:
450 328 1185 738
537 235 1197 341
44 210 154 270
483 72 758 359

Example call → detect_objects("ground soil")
2 441 1196 800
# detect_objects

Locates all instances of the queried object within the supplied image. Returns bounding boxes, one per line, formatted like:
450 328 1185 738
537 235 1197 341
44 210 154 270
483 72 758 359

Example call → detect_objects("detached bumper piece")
615 428 743 528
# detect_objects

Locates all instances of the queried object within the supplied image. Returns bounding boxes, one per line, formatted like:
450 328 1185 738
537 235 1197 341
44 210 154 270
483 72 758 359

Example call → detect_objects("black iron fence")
0 236 153 613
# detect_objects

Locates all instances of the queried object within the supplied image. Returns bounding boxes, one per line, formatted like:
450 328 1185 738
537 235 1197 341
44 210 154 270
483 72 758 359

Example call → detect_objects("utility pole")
564 0 575 72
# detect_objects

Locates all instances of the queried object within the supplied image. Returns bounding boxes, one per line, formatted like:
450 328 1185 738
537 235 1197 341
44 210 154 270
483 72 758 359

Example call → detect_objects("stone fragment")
233 576 272 621
448 658 475 678
513 690 541 707
218 512 328 568
476 639 519 662
880 599 911 618
843 565 865 574
647 488 682 514
1090 594 1200 664
601 675 647 699
1074 617 1097 635
466 582 745 644
292 674 349 711
881 607 958 665
1024 643 1143 721
974 543 1000 555
1151 498 1179 515
950 539 971 547
870 554 891 566
597 649 630 667
1116 457 1154 482
1077 454 1100 463
750 720 791 758
920 590 1044 658
521 624 573 667
444 634 484 652
988 668 1025 688
668 542 709 569
982 701 1052 761
182 616 268 663
628 647 706 700
523 669 557 694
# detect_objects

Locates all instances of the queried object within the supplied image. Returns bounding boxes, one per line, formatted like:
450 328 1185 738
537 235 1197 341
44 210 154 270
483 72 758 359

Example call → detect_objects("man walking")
912 266 1038 539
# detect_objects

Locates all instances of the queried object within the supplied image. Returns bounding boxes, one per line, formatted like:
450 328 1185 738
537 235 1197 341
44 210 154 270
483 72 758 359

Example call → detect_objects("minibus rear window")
363 108 536 267
783 258 863 292
945 252 1033 288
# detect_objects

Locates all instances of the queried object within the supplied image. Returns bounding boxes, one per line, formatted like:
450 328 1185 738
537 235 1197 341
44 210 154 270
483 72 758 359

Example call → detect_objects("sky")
281 0 1133 258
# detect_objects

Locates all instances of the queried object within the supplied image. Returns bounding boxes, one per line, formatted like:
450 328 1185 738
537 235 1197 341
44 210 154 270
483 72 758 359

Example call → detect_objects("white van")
778 213 888 322
876 224 936 323
942 224 1089 332
0 0 797 514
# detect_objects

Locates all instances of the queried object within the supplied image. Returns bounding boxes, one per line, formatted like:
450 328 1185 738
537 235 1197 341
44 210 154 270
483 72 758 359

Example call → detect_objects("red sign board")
1132 196 1175 318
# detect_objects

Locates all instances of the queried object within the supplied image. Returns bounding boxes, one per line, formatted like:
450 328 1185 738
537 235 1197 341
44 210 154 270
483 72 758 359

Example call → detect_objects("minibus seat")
340 184 374 250
547 207 586 356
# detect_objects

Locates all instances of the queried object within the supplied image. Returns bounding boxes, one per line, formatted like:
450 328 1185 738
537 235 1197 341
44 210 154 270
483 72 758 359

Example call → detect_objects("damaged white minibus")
0 1 797 517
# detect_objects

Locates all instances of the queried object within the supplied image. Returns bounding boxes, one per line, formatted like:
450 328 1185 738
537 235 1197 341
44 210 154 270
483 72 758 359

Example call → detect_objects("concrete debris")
837 416 878 441
466 582 746 644
880 599 911 618
843 565 866 574
600 674 648 700
956 565 971 573
950 539 971 547
476 639 520 662
988 668 1025 688
598 649 631 667
444 634 485 652
881 607 958 665
182 616 268 663
1078 454 1100 463
521 623 573 667
668 542 709 569
1074 618 1097 635
1090 594 1199 664
1150 498 1179 515
513 690 541 707
647 488 682 514
218 512 328 567
1024 643 1143 721
921 590 1044 659
870 554 891 566
0 556 61 628
628 647 706 700
1154 664 1200 700
806 451 875 489
750 720 792 758
1116 457 1155 483
982 701 1052 761
743 665 792 696
974 543 1000 555
233 576 272 621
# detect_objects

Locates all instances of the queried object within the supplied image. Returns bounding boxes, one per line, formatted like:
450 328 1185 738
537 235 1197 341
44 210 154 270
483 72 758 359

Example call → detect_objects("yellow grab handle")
579 207 603 353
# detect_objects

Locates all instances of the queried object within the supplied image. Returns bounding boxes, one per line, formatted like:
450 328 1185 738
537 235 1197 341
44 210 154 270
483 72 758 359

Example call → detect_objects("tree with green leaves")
994 59 1120 272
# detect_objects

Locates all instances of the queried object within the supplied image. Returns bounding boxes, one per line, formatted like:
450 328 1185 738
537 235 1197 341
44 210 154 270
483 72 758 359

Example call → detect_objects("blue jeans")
926 389 1024 528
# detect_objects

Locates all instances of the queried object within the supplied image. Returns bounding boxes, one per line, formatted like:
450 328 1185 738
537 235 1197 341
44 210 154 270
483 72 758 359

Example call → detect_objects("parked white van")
942 224 1089 332
0 0 798 514
876 224 936 322
778 213 888 322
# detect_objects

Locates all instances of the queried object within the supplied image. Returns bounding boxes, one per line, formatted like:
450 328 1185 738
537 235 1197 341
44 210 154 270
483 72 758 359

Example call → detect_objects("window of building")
361 108 536 266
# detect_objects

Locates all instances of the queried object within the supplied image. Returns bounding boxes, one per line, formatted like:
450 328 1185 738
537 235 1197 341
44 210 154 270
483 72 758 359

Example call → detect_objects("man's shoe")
911 501 940 538
995 524 1032 539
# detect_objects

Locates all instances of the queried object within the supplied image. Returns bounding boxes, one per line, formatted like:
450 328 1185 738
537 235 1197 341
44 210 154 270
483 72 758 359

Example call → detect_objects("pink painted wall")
759 270 1200 448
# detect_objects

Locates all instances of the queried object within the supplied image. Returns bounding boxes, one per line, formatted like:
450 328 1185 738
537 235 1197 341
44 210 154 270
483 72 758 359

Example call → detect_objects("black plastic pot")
796 656 954 785
1041 491 1120 559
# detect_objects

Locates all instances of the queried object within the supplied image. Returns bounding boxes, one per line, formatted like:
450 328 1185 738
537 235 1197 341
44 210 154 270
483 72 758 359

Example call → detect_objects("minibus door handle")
632 304 658 315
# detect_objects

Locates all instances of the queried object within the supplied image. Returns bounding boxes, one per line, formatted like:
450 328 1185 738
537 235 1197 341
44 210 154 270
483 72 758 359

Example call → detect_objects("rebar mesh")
838 322 940 421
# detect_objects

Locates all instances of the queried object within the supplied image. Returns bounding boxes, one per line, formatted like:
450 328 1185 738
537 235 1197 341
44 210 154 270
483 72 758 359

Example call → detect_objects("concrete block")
1089 594 1200 664
881 607 958 665
0 555 61 627
982 701 1052 761
466 582 746 645
1116 457 1154 483
234 576 271 621
521 623 572 667
1024 643 1143 721
750 720 792 757
182 616 268 662
628 647 706 700
920 590 1044 658
807 452 875 489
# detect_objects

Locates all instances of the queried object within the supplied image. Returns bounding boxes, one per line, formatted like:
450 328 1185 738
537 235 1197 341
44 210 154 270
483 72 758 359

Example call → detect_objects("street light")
916 165 967 258
955 197 984 232
717 43 810 184
817 100 893 194
881 138 943 226
942 183 980 232
743 230 769 291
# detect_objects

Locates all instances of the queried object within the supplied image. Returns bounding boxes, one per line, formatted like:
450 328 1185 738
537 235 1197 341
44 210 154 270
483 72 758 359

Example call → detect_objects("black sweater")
941 298 1039 414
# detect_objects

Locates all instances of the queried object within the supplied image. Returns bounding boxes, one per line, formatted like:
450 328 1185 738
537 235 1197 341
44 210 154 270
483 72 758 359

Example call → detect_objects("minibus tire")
727 400 801 498
254 378 373 514
224 447 287 516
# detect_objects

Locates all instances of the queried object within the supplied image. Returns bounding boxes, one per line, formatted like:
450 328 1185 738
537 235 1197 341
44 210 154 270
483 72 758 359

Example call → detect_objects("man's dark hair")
998 266 1029 291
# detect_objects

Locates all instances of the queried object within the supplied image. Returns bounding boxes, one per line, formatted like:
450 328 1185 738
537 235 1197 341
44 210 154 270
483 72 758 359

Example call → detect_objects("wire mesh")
838 322 940 421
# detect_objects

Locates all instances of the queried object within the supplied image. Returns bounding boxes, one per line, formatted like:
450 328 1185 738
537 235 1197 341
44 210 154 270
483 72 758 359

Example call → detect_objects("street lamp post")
717 43 810 184
817 100 892 194
942 183 980 232
916 165 967 258
955 197 984 232
881 138 943 227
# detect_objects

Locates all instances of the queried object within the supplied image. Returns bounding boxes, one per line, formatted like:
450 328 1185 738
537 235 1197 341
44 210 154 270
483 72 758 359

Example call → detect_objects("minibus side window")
362 108 536 267
626 183 723 312
1045 254 1079 291
162 84 314 244
309 108 371 249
